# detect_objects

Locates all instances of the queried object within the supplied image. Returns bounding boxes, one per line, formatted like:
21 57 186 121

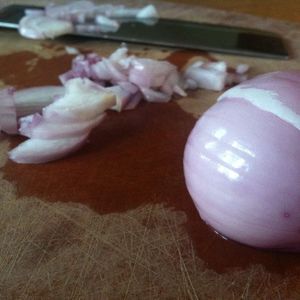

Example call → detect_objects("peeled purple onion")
183 71 300 251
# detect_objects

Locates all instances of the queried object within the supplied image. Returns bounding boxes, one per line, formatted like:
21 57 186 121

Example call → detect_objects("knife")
0 4 289 59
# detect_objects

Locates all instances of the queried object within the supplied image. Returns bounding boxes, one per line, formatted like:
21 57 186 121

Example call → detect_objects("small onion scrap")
59 46 186 108
183 61 249 91
183 70 300 251
18 1 159 40
0 45 248 164
9 78 115 164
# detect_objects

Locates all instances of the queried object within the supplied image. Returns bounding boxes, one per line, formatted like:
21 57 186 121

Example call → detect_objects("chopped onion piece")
4 44 251 165
43 78 115 122
106 83 141 111
19 15 73 39
0 87 18 134
65 46 81 55
15 86 65 117
9 78 116 164
9 134 89 164
129 58 177 88
18 2 160 40
136 5 159 19
106 7 139 18
236 64 250 74
45 1 96 21
60 46 184 109
19 113 106 139
95 15 120 30
24 9 45 17
183 60 249 91
140 87 171 103
183 61 227 91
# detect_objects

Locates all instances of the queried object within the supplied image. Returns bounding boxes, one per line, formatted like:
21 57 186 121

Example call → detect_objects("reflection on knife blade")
0 3 289 59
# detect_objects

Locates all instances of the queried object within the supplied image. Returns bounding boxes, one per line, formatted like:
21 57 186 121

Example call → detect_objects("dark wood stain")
2 51 300 275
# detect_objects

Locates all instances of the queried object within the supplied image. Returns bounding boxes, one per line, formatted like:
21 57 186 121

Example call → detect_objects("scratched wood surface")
1 1 300 299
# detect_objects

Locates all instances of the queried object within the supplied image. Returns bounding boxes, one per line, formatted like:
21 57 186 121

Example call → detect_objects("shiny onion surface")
184 71 300 251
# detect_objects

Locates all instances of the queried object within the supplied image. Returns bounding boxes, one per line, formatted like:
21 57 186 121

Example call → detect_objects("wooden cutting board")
1 1 300 299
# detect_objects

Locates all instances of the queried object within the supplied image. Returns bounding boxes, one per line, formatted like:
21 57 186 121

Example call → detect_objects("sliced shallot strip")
0 85 64 134
105 4 158 19
15 86 65 117
19 113 106 139
45 1 96 21
0 88 18 134
59 46 185 109
9 78 116 164
183 60 249 91
95 15 120 30
106 83 141 111
9 134 89 164
183 61 227 91
24 9 45 17
129 58 177 89
43 78 115 122
136 5 158 19
140 87 171 103
19 15 73 39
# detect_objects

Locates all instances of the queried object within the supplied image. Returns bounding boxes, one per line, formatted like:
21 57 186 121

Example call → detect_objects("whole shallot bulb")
183 71 300 251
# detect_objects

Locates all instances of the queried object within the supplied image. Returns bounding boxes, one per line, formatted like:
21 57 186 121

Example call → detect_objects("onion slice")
4 44 250 164
183 61 249 91
15 86 65 117
19 113 106 139
18 15 73 39
60 46 185 109
0 87 18 134
9 134 89 164
9 78 116 164
18 2 159 40
43 78 115 122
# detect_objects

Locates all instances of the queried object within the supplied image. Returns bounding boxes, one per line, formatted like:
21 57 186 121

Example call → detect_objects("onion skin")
183 71 300 251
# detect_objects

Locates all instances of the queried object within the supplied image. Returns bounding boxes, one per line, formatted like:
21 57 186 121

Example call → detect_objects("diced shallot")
183 61 227 91
18 15 73 39
43 78 115 122
18 2 159 40
19 113 105 139
183 60 249 91
65 46 81 55
24 9 45 17
95 15 120 31
3 44 251 165
136 5 159 19
60 47 185 108
0 88 18 134
15 86 65 117
0 85 64 134
140 87 171 103
9 134 89 164
105 5 158 19
9 78 116 164
45 1 96 22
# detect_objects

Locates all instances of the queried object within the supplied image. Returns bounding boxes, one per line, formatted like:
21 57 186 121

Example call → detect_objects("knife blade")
0 4 289 59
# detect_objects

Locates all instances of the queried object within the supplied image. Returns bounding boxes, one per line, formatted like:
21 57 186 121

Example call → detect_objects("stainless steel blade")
0 4 289 59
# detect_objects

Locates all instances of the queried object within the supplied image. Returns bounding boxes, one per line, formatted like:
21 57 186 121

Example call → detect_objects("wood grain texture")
1 1 300 298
